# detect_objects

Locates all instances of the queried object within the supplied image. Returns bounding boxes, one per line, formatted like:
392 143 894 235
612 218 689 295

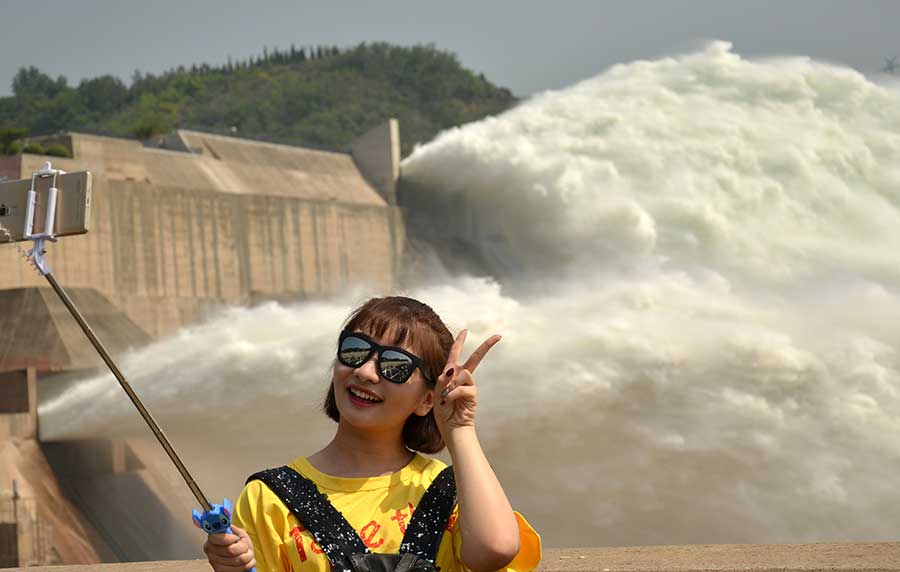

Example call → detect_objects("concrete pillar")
41 439 138 477
111 440 127 473
0 369 34 440
350 118 400 205
26 368 36 440
0 153 21 181
0 521 17 568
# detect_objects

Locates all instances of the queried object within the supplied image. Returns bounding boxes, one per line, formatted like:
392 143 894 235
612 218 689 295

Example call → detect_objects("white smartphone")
0 171 92 242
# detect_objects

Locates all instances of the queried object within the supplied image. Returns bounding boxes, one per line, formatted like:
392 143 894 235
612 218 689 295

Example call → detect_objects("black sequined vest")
246 465 457 572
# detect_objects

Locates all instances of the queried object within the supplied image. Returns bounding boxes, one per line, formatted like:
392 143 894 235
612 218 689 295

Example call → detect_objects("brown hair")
323 296 454 453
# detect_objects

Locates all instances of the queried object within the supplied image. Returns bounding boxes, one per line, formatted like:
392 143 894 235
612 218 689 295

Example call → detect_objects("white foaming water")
40 42 900 547
403 41 900 288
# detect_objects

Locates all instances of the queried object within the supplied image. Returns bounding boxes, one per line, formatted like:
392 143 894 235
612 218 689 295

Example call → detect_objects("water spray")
8 161 253 570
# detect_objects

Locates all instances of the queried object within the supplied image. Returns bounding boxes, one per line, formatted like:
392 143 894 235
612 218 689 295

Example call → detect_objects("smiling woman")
202 296 542 572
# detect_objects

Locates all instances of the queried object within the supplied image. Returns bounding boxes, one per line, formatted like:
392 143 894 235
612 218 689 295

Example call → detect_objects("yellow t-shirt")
233 453 541 572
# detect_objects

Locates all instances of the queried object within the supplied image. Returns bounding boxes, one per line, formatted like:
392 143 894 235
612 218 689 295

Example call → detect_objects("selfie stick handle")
40 272 210 507
23 166 211 508
44 276 247 552
22 164 250 563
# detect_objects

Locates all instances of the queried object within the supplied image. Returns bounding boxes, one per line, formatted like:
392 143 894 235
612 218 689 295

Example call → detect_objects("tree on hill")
12 66 68 100
0 43 517 156
0 127 26 154
77 75 129 118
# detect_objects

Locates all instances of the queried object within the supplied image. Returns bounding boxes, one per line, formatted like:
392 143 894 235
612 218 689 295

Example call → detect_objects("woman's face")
332 328 434 431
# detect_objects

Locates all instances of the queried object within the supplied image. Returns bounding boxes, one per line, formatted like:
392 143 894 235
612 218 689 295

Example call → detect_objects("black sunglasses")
337 330 434 384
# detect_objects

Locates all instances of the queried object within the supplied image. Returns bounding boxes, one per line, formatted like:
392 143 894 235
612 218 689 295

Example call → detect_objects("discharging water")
40 42 900 547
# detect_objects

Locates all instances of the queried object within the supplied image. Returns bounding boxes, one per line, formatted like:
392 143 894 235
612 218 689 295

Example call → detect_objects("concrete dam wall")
0 128 404 339
2 119 893 571
0 123 406 566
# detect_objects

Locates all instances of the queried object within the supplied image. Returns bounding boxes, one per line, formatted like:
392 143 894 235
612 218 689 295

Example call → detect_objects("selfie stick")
19 162 252 569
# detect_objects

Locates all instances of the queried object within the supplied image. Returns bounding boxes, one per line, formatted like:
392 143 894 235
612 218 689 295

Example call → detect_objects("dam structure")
0 122 404 566
1 115 899 570
0 123 404 338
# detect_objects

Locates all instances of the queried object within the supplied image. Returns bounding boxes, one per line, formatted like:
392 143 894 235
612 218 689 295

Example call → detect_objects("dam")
0 122 406 566
4 43 900 570
3 123 899 571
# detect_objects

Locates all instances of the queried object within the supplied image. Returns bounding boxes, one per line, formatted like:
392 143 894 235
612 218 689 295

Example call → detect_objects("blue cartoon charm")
193 499 255 571
192 498 235 534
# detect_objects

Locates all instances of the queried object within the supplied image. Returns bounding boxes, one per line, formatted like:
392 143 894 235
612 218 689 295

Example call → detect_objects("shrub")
0 127 26 147
44 144 69 157
23 142 45 154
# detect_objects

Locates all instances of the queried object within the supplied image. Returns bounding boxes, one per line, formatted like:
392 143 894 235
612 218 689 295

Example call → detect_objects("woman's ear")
414 388 434 416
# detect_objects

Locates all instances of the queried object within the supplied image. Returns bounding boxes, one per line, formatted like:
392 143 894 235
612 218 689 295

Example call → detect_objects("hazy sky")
1 0 898 98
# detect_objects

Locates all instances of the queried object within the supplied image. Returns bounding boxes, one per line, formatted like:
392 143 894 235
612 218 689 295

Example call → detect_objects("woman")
204 296 541 572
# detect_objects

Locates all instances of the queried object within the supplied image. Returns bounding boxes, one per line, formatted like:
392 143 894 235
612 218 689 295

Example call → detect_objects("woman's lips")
347 387 382 407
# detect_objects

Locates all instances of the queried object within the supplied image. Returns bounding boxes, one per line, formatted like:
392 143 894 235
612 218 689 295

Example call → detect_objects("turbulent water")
40 42 900 547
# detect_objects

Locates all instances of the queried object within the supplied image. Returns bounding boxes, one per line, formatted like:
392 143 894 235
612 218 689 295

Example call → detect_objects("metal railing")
0 486 57 567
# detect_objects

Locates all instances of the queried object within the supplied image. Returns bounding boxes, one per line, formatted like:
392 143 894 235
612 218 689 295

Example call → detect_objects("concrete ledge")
4 543 900 572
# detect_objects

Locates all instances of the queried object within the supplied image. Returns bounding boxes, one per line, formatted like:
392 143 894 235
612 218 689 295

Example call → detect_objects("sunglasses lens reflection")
339 336 371 367
380 350 415 383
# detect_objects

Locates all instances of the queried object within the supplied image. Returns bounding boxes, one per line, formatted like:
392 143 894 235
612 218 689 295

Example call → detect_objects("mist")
39 41 900 547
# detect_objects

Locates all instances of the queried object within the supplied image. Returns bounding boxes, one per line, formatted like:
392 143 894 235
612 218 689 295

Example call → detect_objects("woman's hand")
433 329 501 434
203 524 256 572
432 331 520 572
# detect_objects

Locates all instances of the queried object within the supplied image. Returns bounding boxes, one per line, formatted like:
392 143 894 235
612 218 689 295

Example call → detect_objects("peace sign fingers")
436 330 501 394
445 329 468 375
462 334 502 374
436 330 466 398
434 330 501 431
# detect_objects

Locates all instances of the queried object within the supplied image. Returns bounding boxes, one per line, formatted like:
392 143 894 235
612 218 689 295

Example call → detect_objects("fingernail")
440 399 446 406
445 368 454 378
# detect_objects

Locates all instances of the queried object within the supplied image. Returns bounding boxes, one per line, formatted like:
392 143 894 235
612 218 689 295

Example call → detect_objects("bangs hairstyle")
324 296 454 453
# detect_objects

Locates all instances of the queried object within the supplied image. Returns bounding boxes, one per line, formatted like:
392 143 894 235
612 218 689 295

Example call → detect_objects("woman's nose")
355 354 380 382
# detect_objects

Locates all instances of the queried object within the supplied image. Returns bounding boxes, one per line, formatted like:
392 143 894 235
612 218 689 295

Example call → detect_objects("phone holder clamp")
23 161 66 276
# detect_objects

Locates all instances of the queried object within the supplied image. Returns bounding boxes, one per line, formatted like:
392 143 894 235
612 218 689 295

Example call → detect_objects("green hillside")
0 43 516 157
